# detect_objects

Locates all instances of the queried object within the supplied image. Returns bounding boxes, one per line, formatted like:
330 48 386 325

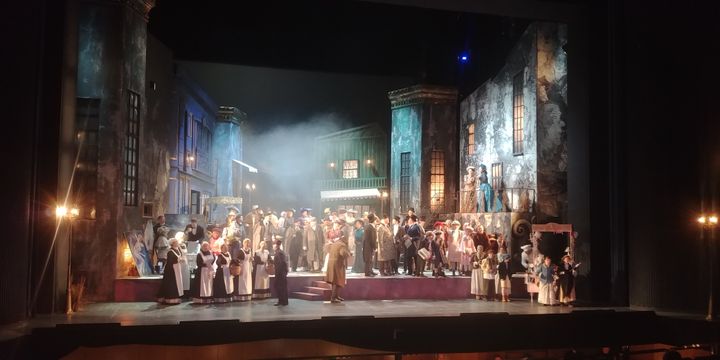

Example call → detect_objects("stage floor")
3 299 626 340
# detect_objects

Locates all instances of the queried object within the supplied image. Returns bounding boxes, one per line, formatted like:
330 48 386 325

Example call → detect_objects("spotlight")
56 206 67 218
458 51 470 64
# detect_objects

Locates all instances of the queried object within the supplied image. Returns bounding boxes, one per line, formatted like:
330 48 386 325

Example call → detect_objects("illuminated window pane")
491 162 503 190
431 150 445 212
513 72 524 155
343 160 358 179
400 152 411 210
467 124 475 155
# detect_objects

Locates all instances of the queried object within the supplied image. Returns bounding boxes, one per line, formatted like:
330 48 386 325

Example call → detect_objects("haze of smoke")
244 112 351 209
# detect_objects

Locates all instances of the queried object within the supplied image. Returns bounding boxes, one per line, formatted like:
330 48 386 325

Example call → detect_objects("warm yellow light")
329 162 335 168
187 155 195 162
366 159 373 165
56 206 68 218
710 216 718 225
123 247 133 262
698 216 707 224
382 191 389 198
70 207 80 217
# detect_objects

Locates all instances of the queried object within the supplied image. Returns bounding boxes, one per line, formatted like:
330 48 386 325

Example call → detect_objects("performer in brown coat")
325 231 351 303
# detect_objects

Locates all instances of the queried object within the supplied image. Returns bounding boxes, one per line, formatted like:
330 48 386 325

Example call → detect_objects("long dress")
558 262 576 304
460 234 475 273
233 249 253 302
177 244 191 295
470 252 485 297
253 249 271 299
481 256 498 297
536 263 558 305
193 250 215 304
352 227 365 273
213 251 234 303
157 248 183 304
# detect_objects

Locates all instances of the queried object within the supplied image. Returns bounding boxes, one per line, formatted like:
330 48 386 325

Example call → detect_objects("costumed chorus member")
325 232 351 303
213 243 234 303
233 239 253 302
157 238 183 304
273 240 289 306
253 240 271 299
536 256 558 306
193 242 215 304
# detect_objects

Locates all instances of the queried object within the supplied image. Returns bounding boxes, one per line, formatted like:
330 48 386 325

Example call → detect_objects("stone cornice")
217 106 248 125
388 84 458 109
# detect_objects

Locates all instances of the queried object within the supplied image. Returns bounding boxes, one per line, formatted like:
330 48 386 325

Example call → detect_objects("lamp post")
698 214 718 321
56 206 79 314
381 191 389 215
245 183 256 210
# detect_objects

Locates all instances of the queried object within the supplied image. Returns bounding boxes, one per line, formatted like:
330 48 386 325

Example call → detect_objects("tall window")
123 91 140 206
512 72 524 155
343 160 358 179
467 124 475 155
491 162 503 190
430 150 445 212
400 152 411 210
190 190 200 214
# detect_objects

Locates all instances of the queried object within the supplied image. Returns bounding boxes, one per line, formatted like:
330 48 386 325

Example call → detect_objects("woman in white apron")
193 242 215 304
536 256 559 305
233 239 254 302
213 244 234 303
253 240 271 299
157 239 183 304
470 245 486 300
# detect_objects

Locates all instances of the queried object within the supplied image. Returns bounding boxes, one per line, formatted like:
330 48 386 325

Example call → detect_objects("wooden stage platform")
114 271 531 302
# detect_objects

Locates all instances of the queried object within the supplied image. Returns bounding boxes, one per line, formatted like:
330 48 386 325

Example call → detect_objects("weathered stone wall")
421 102 458 215
75 1 149 300
390 105 422 214
535 23 568 221
459 22 567 222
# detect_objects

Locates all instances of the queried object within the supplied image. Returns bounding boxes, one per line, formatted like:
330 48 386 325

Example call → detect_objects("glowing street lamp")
245 183 256 208
56 205 79 314
698 213 718 321
380 191 389 215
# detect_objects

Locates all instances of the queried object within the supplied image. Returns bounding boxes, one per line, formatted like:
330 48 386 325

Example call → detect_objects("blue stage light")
458 51 470 64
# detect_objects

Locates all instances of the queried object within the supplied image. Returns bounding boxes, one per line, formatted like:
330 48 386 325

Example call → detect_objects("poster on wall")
125 230 153 277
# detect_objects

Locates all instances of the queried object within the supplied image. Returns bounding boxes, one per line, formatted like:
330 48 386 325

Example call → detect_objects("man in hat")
287 218 304 272
558 254 579 306
273 240 289 306
391 215 405 275
362 214 378 276
325 229 351 303
244 205 264 251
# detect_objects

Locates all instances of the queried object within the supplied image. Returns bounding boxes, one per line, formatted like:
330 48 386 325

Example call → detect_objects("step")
312 280 331 289
306 286 332 297
291 291 323 301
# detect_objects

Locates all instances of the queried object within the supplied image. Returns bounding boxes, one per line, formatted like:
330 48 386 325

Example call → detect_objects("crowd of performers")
155 205 579 306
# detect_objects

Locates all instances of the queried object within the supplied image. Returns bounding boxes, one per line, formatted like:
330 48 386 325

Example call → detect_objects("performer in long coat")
157 239 183 304
391 216 405 275
352 220 365 273
497 253 513 302
536 257 558 305
253 240 271 299
303 218 321 272
460 226 476 276
233 239 253 302
470 245 486 300
273 240 289 306
325 234 351 303
376 220 395 276
558 255 577 305
213 244 234 303
193 242 215 304
481 250 498 300
405 215 422 276
287 220 304 272
362 214 378 277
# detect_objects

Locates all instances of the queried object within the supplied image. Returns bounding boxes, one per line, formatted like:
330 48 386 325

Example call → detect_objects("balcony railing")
316 177 387 191
460 187 536 213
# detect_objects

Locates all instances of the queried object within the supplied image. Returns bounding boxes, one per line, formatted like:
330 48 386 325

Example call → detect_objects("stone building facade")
388 85 458 218
459 22 568 224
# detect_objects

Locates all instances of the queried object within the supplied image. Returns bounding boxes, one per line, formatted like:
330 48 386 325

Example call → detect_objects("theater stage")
114 271 532 302
2 299 719 359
